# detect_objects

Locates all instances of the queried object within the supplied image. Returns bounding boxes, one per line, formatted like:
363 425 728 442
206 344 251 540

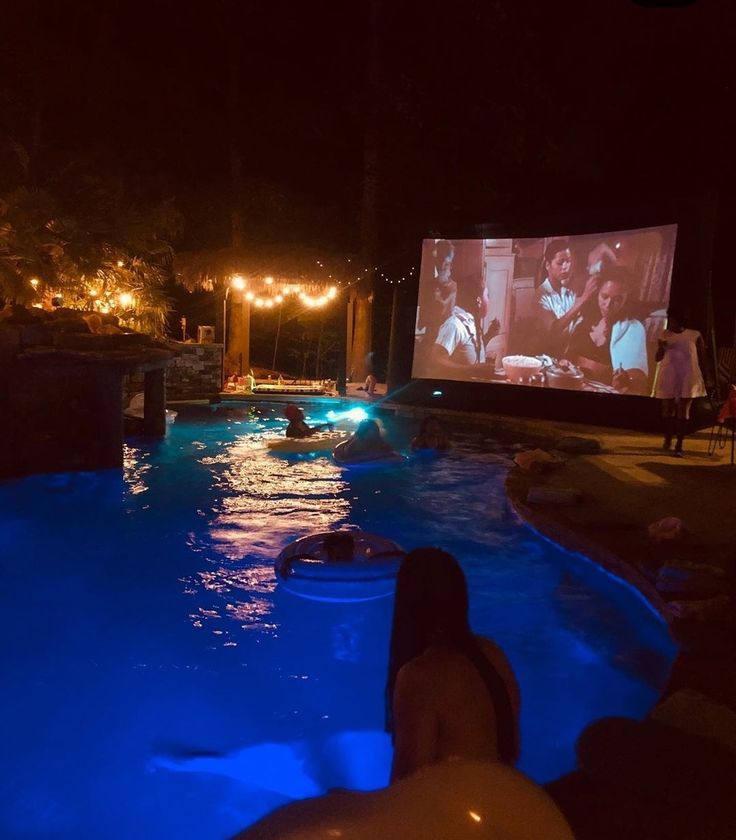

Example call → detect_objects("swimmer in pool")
411 416 451 452
284 404 333 438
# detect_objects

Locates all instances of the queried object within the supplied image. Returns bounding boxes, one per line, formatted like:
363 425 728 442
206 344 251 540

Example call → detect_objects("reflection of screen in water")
412 225 677 398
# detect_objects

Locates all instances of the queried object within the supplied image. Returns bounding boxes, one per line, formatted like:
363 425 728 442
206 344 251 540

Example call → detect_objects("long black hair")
385 547 519 764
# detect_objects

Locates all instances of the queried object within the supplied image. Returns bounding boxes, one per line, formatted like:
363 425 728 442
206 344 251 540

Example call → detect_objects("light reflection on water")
0 403 677 840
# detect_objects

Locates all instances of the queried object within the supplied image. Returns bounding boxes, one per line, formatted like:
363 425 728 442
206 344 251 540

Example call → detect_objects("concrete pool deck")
385 403 735 839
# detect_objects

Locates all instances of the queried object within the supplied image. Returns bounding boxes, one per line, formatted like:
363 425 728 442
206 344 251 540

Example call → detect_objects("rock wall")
164 341 222 401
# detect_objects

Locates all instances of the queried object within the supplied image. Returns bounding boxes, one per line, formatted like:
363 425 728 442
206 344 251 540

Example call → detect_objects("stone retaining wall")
166 342 222 400
122 342 223 404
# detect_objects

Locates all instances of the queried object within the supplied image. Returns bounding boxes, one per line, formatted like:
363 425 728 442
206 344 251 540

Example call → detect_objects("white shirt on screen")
435 306 485 365
610 319 648 376
536 279 578 332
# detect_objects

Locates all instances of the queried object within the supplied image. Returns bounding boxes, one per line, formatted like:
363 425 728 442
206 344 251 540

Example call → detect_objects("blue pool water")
0 403 676 839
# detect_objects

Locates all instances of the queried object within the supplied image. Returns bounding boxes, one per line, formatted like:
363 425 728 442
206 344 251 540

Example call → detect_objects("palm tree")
0 167 180 336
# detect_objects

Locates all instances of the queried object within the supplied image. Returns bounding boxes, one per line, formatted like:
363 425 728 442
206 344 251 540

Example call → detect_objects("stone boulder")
555 436 603 455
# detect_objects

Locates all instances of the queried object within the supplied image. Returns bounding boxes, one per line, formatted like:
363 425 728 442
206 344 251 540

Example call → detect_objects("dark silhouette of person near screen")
565 266 648 395
386 548 520 782
654 308 708 456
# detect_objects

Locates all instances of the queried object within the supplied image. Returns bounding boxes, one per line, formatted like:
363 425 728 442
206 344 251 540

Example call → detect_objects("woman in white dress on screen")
655 307 709 457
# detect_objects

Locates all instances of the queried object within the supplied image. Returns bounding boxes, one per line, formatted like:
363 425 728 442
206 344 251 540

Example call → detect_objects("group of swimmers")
283 404 451 461
284 403 451 462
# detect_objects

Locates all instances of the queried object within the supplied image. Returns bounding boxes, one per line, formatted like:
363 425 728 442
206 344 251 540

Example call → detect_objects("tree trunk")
349 0 381 384
229 30 243 250
315 319 324 379
225 21 250 376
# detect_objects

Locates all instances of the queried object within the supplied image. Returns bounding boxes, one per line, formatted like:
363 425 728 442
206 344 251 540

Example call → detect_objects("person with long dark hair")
386 548 520 782
565 265 649 394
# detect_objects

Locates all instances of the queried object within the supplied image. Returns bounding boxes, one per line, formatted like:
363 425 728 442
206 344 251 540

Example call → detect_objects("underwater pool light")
325 407 368 423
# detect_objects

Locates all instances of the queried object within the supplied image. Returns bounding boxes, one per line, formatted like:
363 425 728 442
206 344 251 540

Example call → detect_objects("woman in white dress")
654 309 709 456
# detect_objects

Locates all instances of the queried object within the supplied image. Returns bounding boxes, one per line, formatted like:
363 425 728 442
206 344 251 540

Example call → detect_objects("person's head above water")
284 404 304 422
419 416 442 436
354 418 382 442
390 548 470 654
323 531 355 563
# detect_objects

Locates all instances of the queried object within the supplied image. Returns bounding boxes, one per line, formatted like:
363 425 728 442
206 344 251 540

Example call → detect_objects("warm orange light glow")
265 276 274 285
30 278 40 288
119 292 134 307
117 260 124 268
245 291 255 301
231 275 246 290
274 295 283 304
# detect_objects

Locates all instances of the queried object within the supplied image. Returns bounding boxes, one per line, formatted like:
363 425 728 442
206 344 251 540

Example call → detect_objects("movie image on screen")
412 225 677 397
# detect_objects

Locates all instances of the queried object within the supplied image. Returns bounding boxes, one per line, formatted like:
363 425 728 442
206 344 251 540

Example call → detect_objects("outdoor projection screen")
412 226 678 397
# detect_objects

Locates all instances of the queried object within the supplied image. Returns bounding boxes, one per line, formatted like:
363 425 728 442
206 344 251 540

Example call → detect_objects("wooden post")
143 367 166 437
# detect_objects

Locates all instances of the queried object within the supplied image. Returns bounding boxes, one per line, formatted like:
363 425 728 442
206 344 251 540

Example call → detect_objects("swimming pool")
0 403 677 839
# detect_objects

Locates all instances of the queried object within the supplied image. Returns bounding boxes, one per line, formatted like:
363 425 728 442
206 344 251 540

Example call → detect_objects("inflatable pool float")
125 392 177 425
275 531 405 602
332 441 406 467
268 431 350 454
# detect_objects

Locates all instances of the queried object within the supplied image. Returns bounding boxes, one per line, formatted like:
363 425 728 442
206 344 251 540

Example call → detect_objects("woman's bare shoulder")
475 635 508 658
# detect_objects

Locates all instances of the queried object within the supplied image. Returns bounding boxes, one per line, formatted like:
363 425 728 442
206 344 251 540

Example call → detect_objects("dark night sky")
1 0 734 337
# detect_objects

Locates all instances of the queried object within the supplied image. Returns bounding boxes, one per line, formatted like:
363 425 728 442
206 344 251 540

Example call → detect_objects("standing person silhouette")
386 548 520 782
655 308 709 456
